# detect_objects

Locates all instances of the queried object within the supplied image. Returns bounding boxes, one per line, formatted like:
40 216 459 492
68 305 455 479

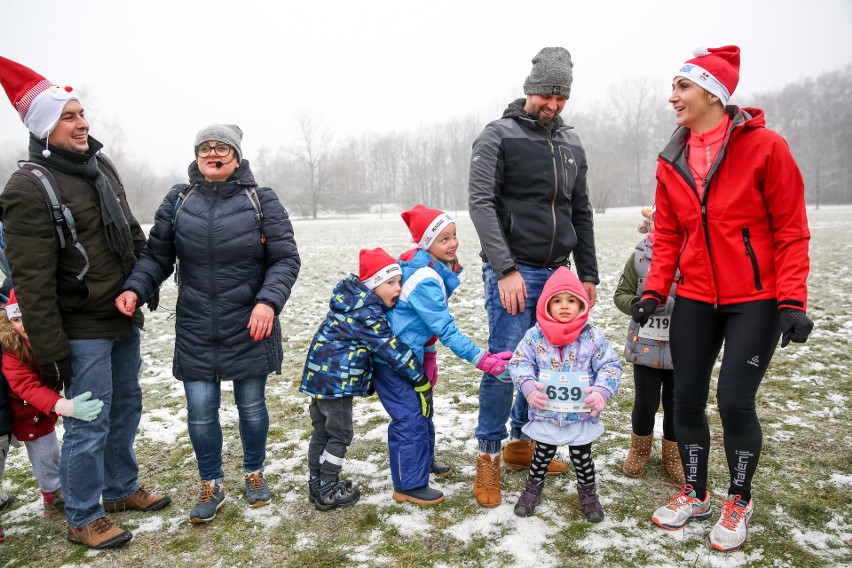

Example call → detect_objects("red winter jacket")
3 350 59 441
643 106 809 310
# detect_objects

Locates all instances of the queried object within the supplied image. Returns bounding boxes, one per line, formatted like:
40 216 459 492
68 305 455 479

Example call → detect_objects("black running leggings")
670 298 780 502
631 365 675 440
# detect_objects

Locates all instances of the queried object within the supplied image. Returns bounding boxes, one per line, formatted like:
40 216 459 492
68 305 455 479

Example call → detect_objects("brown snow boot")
622 432 653 477
503 439 568 476
473 453 501 508
661 438 686 485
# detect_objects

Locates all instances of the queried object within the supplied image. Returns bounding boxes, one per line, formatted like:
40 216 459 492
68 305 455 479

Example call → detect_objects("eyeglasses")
195 144 232 158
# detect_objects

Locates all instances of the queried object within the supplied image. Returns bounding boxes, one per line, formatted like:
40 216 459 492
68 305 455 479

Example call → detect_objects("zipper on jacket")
700 202 719 308
675 229 689 285
741 228 763 291
544 125 558 264
209 185 220 380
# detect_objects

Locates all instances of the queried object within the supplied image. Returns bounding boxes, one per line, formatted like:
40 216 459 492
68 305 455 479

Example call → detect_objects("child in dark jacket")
300 248 425 511
0 290 104 518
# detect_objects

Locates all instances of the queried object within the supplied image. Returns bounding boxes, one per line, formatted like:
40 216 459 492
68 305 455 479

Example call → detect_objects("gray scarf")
29 135 135 262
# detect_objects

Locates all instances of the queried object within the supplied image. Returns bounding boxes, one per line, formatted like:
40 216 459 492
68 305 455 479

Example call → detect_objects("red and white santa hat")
400 204 454 251
0 56 78 140
359 248 401 290
675 45 740 105
5 288 21 319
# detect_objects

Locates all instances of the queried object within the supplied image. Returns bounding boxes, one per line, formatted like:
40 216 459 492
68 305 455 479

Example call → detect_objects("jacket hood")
502 98 566 130
329 274 384 316
187 158 258 187
536 267 590 346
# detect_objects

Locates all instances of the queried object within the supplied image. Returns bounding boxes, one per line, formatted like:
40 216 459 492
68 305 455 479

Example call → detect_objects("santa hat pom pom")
42 149 51 157
692 46 710 57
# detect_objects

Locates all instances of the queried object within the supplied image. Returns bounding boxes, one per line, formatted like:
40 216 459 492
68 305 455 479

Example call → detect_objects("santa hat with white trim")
5 288 21 319
359 248 401 290
0 55 79 143
675 45 740 105
400 204 454 251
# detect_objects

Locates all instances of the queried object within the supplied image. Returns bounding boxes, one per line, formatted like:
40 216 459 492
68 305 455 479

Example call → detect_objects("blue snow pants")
372 363 433 490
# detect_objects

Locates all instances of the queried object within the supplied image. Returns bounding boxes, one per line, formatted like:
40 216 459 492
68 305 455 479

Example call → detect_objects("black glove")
366 381 376 397
631 297 660 327
412 376 433 419
780 308 814 348
39 355 73 391
147 288 160 311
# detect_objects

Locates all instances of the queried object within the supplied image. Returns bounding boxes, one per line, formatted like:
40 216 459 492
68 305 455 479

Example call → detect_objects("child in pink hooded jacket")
509 267 621 523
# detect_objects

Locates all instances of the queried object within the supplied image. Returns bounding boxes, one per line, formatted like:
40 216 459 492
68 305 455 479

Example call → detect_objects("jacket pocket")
675 229 689 285
558 146 577 198
741 228 763 291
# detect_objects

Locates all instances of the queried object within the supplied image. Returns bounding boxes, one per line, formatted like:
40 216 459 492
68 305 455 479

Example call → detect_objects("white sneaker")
710 495 754 552
652 485 712 530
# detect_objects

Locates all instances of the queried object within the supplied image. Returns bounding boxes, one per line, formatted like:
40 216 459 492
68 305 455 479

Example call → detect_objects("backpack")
171 184 265 243
13 154 124 282
169 184 266 287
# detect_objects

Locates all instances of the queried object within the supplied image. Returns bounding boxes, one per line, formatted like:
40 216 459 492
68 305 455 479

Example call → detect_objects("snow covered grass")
1 206 851 567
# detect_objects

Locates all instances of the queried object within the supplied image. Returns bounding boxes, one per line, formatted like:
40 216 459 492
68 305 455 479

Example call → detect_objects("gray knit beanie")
194 123 243 160
523 47 573 98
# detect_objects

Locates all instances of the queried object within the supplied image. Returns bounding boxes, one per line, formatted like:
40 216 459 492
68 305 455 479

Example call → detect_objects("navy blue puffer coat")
123 160 300 382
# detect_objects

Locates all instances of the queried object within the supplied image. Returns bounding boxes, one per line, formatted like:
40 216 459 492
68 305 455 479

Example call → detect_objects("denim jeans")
61 328 142 528
183 376 269 481
476 263 558 454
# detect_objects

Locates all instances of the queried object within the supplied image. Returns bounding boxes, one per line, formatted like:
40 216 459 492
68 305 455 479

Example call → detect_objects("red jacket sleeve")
3 351 61 416
762 135 810 311
642 169 684 303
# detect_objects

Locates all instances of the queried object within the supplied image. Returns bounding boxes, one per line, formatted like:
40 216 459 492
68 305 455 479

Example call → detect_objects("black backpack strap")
243 186 265 243
15 162 89 280
171 184 196 230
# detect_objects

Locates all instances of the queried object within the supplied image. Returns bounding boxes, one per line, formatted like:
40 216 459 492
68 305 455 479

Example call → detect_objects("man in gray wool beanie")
524 47 574 98
467 45 599 510
195 123 243 161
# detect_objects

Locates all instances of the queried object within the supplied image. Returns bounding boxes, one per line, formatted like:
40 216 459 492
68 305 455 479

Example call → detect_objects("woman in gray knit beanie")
116 122 301 524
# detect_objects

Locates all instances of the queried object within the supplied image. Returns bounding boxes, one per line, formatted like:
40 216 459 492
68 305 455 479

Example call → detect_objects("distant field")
2 206 850 567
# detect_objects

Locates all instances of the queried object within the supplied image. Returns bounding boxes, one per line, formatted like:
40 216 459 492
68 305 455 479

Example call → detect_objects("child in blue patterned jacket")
300 248 425 512
509 266 621 523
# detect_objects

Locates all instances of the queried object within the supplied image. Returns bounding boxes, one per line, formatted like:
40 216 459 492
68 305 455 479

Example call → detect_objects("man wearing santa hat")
0 56 170 549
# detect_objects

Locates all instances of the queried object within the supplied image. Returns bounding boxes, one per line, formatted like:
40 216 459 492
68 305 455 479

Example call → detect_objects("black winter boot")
315 479 360 511
392 485 445 506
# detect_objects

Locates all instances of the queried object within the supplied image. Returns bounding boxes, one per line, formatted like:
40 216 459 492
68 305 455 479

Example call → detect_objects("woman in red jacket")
631 46 814 552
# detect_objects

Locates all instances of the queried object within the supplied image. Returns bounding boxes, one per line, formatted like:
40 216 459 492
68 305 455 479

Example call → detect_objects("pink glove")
583 387 608 417
475 351 513 377
423 348 438 388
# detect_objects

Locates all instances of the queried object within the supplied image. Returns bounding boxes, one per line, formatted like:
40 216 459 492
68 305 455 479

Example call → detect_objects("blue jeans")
372 364 433 490
183 376 269 481
476 263 558 454
61 328 142 528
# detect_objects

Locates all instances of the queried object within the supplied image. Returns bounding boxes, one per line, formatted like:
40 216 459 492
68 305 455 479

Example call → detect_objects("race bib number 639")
537 371 590 413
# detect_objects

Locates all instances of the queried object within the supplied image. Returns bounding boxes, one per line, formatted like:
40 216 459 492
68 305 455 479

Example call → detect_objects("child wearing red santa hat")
369 205 512 506
300 248 426 512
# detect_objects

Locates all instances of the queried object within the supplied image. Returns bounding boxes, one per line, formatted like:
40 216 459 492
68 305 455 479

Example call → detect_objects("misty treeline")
1 67 849 224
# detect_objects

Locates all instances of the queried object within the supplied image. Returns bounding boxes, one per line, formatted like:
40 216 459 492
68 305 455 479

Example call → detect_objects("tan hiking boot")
103 486 172 512
67 517 132 549
661 438 686 485
622 432 654 477
503 439 568 476
473 453 501 508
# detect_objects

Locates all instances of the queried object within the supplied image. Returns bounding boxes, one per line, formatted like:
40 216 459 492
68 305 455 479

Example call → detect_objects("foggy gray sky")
2 0 851 176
